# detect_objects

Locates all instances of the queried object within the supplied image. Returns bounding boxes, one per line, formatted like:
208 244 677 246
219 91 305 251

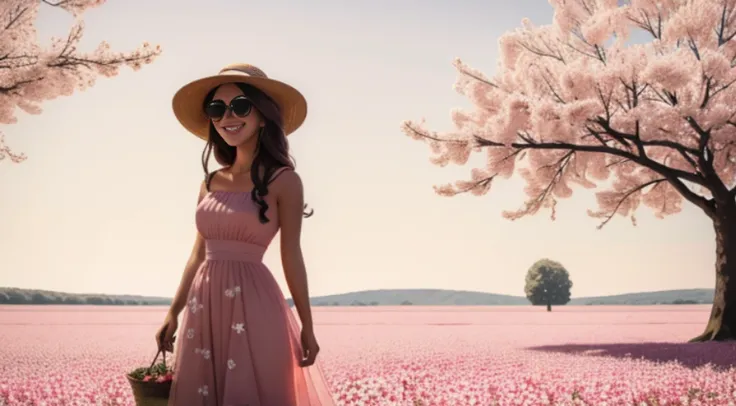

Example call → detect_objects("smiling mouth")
222 124 244 133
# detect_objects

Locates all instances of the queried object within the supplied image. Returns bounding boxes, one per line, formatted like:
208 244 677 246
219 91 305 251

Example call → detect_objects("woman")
156 63 335 405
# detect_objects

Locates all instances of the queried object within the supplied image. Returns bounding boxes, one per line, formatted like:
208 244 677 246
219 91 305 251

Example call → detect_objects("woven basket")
126 349 173 406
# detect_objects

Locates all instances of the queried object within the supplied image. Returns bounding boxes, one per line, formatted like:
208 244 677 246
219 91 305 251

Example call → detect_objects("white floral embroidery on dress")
194 348 211 360
198 385 208 396
227 359 236 370
188 297 203 314
232 323 245 334
224 286 241 298
186 328 195 339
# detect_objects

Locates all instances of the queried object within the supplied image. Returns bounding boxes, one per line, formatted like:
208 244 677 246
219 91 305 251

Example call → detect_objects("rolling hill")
0 287 171 306
567 289 714 305
289 288 714 306
0 287 714 306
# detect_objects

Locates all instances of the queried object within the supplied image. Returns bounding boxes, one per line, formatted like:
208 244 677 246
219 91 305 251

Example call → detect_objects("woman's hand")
299 328 320 367
155 313 178 353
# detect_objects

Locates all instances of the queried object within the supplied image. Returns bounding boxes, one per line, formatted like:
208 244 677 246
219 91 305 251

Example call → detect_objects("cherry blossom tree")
402 0 736 342
0 0 161 163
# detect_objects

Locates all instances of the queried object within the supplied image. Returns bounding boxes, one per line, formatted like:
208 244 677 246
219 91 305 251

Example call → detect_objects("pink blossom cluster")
0 0 161 163
1 305 735 405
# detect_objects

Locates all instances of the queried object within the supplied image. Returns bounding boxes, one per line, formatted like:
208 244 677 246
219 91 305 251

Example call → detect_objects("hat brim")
172 74 307 140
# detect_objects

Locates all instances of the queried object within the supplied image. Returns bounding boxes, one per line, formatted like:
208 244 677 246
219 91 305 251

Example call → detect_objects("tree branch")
512 138 716 216
456 64 499 89
430 125 718 217
594 178 667 229
513 150 574 220
627 8 663 39
594 117 700 170
507 136 704 186
517 38 565 63
687 117 730 202
717 2 736 46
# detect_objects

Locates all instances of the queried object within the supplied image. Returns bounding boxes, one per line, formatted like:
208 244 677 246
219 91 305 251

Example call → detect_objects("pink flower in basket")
129 362 174 383
156 373 174 383
127 350 175 402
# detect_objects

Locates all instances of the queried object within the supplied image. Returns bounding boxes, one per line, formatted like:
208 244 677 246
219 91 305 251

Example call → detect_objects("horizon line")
0 285 716 300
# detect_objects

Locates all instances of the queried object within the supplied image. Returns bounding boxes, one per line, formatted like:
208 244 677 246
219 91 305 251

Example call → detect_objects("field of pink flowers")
0 304 735 405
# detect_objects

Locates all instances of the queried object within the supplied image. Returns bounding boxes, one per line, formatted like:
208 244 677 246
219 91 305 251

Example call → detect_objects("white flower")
186 328 194 339
188 297 203 314
194 348 211 359
198 385 208 396
224 286 241 298
232 323 245 334
227 359 236 370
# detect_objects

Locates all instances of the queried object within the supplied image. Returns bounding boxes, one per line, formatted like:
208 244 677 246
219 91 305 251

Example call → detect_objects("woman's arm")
157 181 208 351
276 170 314 332
166 181 208 318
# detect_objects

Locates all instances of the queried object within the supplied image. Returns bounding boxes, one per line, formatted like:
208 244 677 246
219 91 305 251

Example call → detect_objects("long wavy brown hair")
200 82 313 223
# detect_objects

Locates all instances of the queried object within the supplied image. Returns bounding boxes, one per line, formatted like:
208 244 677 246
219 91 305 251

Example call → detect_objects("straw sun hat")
172 63 308 140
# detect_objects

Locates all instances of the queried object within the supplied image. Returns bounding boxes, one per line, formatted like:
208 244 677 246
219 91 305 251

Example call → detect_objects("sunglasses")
204 96 253 121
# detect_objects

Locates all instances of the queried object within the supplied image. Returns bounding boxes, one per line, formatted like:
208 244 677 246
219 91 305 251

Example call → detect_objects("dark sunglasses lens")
205 102 226 120
230 98 253 117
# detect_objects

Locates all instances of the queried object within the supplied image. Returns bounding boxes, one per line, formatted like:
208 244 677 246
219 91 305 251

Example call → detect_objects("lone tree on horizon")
0 0 161 163
524 259 572 312
402 1 736 341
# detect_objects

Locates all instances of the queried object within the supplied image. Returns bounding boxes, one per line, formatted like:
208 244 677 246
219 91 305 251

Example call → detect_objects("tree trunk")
690 200 736 342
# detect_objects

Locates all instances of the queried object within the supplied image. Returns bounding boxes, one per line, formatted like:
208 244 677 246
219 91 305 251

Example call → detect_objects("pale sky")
0 0 717 299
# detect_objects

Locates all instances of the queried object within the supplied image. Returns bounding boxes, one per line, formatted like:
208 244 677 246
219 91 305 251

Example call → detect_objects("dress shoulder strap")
205 169 221 192
267 166 292 185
